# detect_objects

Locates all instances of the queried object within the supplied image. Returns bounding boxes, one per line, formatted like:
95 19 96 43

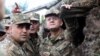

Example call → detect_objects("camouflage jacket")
39 29 74 56
24 33 42 56
0 35 28 56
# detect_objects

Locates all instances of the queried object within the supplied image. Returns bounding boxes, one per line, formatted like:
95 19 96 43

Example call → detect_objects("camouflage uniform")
24 33 41 56
0 36 28 56
0 13 31 56
39 8 74 56
24 13 41 56
40 29 74 56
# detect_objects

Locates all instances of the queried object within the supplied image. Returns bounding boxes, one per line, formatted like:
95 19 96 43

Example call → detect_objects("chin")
49 27 58 29
48 28 56 30
30 31 36 34
20 37 28 41
20 39 27 42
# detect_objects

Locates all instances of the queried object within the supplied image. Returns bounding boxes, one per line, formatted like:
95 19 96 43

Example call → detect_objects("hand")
61 4 72 9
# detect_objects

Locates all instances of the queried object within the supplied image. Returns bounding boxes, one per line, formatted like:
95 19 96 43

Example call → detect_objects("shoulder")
0 37 16 56
63 29 72 40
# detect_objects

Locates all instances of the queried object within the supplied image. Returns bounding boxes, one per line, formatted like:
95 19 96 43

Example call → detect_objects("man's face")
30 20 39 34
9 23 30 42
45 16 63 30
0 0 4 19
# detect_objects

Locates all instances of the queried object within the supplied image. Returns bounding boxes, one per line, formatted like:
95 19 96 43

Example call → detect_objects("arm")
72 0 98 8
61 0 99 9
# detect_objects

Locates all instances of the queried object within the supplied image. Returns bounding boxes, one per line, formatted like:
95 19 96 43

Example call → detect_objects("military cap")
10 13 31 25
2 18 11 27
45 8 60 17
30 13 39 21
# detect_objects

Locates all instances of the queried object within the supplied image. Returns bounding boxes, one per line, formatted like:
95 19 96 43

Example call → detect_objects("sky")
5 0 55 15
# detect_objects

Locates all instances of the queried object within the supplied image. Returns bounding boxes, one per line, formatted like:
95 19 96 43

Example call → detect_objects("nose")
49 18 54 22
22 27 27 33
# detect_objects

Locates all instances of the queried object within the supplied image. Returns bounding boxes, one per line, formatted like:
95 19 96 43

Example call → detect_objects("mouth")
21 35 27 37
31 29 35 31
50 23 55 25
30 28 36 30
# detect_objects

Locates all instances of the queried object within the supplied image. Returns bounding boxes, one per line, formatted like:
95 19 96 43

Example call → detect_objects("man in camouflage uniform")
39 9 74 56
0 13 31 56
50 0 100 47
0 17 13 42
24 13 41 56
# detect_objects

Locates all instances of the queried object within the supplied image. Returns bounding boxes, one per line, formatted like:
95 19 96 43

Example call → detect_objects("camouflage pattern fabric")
0 35 28 56
24 33 42 56
39 29 74 56
71 7 100 56
10 13 30 25
62 0 99 7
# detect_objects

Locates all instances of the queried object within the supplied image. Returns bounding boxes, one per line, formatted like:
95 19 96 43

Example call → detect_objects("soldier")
0 13 31 56
39 9 74 56
24 13 41 56
1 18 11 34
49 0 98 47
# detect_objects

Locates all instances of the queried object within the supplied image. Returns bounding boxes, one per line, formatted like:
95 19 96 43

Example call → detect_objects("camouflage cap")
10 13 31 25
30 13 39 21
2 19 11 27
45 8 60 17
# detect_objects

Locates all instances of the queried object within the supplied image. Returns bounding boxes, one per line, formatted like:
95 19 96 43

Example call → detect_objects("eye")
31 21 39 24
46 18 51 21
17 23 31 30
17 24 23 29
24 24 30 30
53 17 59 20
